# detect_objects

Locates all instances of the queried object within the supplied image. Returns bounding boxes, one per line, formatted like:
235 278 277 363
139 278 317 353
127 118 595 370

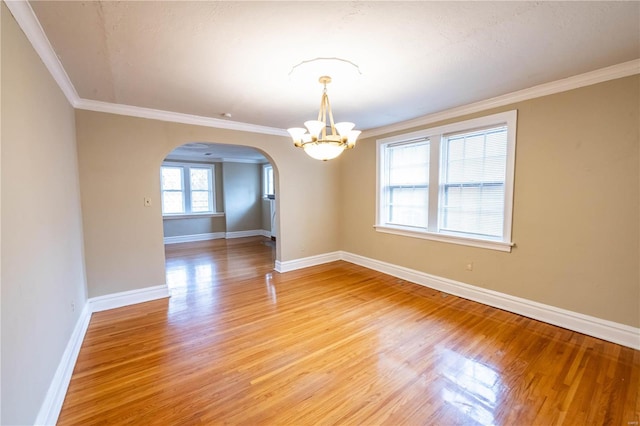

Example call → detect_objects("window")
161 163 214 215
263 164 274 198
385 140 430 228
376 110 517 252
160 166 185 214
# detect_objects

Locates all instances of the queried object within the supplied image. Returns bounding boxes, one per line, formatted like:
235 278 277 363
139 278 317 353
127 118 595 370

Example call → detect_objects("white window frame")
375 110 517 252
161 162 216 218
263 164 274 199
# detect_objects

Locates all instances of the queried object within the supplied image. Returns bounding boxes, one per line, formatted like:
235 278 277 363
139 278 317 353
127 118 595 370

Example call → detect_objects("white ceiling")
25 1 640 135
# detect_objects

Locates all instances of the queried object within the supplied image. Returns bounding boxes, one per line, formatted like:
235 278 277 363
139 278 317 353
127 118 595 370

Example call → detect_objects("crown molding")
5 0 287 137
8 0 638 140
4 0 80 106
362 59 640 139
75 99 288 137
78 59 638 139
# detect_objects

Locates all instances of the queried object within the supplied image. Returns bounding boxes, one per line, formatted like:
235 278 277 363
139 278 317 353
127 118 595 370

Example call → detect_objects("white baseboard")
339 251 640 350
34 251 639 426
34 304 92 426
36 284 171 424
275 251 341 273
225 229 270 239
164 232 225 244
89 285 170 313
164 230 271 244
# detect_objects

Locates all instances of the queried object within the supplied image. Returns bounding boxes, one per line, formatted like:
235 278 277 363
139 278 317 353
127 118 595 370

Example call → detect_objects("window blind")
189 168 213 212
161 166 185 214
385 140 430 228
439 126 507 238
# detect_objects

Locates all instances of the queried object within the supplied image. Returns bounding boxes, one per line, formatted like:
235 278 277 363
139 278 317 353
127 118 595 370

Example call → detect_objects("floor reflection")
166 265 187 288
166 261 219 318
166 261 216 291
265 273 277 304
439 347 501 426
164 237 277 320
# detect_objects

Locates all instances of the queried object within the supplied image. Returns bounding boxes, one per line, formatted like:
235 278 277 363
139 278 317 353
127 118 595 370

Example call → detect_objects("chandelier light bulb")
304 120 325 140
287 127 307 147
334 122 355 138
347 130 361 149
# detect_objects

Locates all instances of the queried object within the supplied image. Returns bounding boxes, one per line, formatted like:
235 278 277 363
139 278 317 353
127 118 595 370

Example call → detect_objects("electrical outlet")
71 301 75 312
144 197 152 207
465 262 474 271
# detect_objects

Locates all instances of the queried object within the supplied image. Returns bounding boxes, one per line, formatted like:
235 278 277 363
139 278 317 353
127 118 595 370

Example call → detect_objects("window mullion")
375 110 516 250
427 134 441 232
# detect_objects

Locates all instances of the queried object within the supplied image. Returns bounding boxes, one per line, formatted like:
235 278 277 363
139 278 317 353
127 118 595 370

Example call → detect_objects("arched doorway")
159 142 280 277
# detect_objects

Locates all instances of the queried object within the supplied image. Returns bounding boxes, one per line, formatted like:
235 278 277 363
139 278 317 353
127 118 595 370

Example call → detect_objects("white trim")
75 60 638 139
34 304 91 426
8 0 638 142
163 232 225 244
339 251 640 350
75 99 288 137
163 213 225 220
375 110 517 251
33 252 640 426
261 229 272 238
363 59 640 138
34 285 171 424
5 1 286 137
274 251 342 273
225 229 270 239
374 225 514 252
273 250 639 349
89 285 170 313
163 230 271 244
161 163 216 216
4 0 79 107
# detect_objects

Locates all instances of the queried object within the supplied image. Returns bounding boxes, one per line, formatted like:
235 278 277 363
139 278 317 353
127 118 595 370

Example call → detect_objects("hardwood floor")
58 236 639 425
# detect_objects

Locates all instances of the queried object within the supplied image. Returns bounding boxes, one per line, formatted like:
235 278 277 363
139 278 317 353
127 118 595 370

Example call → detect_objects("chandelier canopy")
287 76 361 161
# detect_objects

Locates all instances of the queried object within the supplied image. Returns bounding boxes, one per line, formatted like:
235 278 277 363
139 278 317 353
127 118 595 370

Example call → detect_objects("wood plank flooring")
57 236 640 425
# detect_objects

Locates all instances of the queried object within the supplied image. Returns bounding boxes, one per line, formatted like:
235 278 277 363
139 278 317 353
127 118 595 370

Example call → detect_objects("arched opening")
158 141 280 293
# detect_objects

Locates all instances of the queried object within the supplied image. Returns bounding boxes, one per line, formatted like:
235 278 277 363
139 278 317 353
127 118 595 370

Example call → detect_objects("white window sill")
163 212 225 220
374 224 514 252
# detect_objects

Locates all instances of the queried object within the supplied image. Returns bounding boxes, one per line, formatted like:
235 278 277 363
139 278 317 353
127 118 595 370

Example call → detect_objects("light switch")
144 197 152 207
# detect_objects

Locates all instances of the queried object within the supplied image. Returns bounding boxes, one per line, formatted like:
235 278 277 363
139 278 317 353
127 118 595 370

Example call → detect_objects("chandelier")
287 76 361 161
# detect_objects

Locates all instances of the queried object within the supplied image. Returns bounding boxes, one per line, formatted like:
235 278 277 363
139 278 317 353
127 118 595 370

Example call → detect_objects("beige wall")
339 75 640 328
4 1 637 421
261 199 272 233
223 162 263 232
1 5 88 424
75 110 341 297
163 216 226 237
